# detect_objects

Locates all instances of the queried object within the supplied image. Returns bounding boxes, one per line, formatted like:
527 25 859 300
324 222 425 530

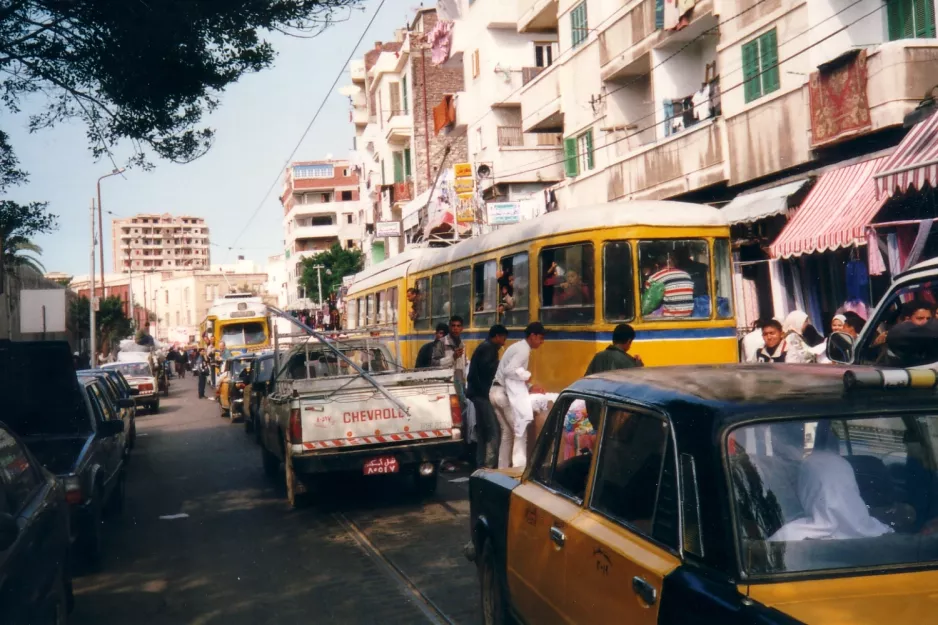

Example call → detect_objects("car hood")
746 570 938 624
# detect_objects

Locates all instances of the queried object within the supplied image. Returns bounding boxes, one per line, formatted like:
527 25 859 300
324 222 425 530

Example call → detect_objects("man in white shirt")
489 322 546 469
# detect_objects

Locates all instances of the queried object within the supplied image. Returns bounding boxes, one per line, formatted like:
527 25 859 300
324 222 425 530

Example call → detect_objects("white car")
102 360 160 413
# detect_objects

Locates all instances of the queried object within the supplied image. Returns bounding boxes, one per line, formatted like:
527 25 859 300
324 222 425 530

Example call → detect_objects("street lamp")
97 168 126 295
311 265 332 307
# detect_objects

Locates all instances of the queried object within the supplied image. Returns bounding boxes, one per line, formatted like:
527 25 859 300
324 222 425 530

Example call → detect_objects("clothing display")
691 83 711 121
845 259 869 305
867 230 887 276
887 232 901 275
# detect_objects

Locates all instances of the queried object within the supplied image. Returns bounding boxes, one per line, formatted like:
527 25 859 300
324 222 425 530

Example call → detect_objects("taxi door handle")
632 576 657 606
549 526 565 547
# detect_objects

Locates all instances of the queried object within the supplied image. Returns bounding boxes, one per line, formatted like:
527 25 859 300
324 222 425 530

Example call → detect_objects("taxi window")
728 414 938 577
529 395 601 502
857 280 938 366
590 407 679 549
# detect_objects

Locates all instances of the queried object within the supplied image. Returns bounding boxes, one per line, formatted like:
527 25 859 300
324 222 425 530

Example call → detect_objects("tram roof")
346 247 426 295
410 200 726 274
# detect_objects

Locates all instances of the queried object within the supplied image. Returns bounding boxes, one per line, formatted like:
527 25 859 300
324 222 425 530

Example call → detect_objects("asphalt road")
69 375 481 625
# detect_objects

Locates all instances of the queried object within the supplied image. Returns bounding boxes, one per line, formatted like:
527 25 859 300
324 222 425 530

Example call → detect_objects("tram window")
347 299 358 330
638 240 711 320
413 278 430 330
366 294 376 326
376 291 385 324
603 242 634 322
431 273 451 327
389 287 399 324
714 239 734 319
540 244 595 325
499 253 529 327
451 268 471 321
357 297 366 328
473 260 498 328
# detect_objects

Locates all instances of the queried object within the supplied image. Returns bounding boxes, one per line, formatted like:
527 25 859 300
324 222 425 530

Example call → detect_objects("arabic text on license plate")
363 456 399 475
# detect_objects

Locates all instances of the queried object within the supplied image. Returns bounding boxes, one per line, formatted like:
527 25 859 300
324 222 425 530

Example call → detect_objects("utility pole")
96 168 125 295
127 243 134 331
90 199 97 369
313 264 324 307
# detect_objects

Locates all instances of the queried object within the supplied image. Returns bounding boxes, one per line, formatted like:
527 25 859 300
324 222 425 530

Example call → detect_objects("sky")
3 0 416 277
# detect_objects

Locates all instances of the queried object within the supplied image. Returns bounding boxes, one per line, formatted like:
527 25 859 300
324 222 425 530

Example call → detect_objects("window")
591 407 678 548
347 298 358 330
376 291 385 324
570 2 589 49
638 239 711 319
0 427 40 512
540 243 595 325
366 294 375 325
713 239 734 319
393 151 405 183
402 75 409 113
472 49 480 78
357 297 367 328
451 267 471 322
887 0 936 40
413 277 430 330
499 253 529 327
742 29 780 103
856 279 938 365
534 42 554 68
472 261 498 328
431 272 451 327
341 190 353 201
346 214 354 225
389 287 398 323
404 147 412 178
165 291 169 304
577 130 594 173
529 395 599 501
389 82 402 117
603 242 635 322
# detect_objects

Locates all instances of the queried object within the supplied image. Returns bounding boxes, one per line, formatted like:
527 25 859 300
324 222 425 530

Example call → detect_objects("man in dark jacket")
585 324 643 375
886 319 938 367
467 324 508 468
415 323 448 368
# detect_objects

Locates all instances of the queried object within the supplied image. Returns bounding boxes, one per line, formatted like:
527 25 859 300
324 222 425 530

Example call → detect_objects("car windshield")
282 343 391 380
857 280 938 366
106 362 152 377
728 414 938 577
221 322 266 346
229 359 250 377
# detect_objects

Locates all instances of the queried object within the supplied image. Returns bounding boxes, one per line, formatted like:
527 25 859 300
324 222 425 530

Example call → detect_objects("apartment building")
111 213 210 273
280 159 364 304
344 8 469 267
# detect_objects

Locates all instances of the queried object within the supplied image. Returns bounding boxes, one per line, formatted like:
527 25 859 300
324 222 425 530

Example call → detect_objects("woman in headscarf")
781 310 816 363
808 314 846 364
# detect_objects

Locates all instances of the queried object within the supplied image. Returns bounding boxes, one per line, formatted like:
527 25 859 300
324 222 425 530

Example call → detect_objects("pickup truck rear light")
450 394 462 427
289 407 302 443
62 475 82 505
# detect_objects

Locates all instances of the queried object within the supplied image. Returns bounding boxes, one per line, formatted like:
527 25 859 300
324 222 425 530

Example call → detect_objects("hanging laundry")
663 99 674 137
845 259 869 305
692 83 711 121
866 229 886 276
887 233 901 276
904 220 933 270
663 0 681 30
671 115 684 134
897 226 915 270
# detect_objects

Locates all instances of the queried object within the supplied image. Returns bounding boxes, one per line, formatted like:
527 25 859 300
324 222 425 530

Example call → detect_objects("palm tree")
2 234 45 277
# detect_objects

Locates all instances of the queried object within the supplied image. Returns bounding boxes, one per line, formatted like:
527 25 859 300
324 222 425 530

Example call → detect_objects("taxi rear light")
139 383 154 392
449 394 462 427
289 407 302 443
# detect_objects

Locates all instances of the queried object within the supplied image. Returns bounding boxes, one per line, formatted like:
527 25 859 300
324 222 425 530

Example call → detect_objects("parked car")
466 364 938 625
217 354 255 422
243 351 276 439
1 340 127 567
78 369 136 453
0 421 73 624
102 359 160 413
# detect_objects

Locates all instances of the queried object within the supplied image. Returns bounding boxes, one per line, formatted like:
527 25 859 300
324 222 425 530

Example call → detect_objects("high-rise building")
111 213 210 273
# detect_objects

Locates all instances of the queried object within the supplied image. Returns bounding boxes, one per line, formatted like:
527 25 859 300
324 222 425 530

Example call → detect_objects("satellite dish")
477 163 492 178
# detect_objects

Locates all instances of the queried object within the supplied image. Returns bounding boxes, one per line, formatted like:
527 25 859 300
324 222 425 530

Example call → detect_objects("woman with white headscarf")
808 314 846 364
770 452 892 542
782 310 816 363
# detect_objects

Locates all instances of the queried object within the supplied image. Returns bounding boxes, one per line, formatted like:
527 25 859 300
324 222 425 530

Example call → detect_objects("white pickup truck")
257 336 463 507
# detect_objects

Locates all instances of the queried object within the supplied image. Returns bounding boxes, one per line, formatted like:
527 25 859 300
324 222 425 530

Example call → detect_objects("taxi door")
506 395 593 624
562 405 682 624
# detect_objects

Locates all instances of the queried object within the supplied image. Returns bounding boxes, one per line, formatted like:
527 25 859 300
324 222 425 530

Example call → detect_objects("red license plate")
363 456 399 475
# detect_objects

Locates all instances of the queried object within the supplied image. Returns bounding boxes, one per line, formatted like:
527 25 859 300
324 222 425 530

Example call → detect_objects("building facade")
111 213 210 273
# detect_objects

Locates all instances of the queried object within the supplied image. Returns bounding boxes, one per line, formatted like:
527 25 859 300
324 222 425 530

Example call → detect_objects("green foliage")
69 295 133 353
299 243 363 301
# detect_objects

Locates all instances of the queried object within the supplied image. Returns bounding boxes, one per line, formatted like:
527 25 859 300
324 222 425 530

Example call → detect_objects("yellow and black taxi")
217 354 255 422
466 364 938 625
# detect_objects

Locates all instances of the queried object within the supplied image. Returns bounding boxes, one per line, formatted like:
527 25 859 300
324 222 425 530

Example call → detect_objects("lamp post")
96 168 125 295
89 199 97 369
312 265 325 307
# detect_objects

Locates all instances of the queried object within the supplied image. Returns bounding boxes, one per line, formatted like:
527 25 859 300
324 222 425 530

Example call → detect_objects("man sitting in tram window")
641 252 695 318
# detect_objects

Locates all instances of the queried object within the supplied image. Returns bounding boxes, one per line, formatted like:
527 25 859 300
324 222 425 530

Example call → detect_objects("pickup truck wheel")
261 445 279 478
479 540 510 625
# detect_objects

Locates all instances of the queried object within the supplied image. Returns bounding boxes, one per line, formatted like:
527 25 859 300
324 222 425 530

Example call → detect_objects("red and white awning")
770 156 888 259
875 110 938 197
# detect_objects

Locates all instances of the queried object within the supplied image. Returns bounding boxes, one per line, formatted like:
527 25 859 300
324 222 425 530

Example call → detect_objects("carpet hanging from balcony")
808 49 872 147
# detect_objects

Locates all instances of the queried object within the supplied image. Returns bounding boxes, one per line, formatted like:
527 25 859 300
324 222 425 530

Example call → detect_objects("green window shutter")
564 137 579 177
404 147 412 177
915 0 936 37
742 40 760 103
585 130 594 170
571 3 587 48
760 29 780 95
402 76 409 113
887 0 903 40
902 0 915 38
393 152 404 183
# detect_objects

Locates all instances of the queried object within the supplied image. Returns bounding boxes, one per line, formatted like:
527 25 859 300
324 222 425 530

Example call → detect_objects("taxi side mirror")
827 331 854 364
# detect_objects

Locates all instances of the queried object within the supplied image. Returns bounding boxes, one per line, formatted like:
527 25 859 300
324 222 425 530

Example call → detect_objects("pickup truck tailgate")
297 380 457 448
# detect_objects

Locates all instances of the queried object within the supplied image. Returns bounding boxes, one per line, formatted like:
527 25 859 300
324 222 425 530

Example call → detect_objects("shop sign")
453 163 473 178
375 221 401 237
456 197 475 224
453 177 475 194
487 202 521 225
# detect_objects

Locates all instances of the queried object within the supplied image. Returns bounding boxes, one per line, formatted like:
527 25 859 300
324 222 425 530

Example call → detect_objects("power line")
227 0 389 254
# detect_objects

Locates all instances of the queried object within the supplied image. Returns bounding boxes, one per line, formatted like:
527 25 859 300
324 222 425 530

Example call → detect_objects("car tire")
479 539 511 625
152 399 160 413
414 470 439 497
104 471 126 517
262 445 280 478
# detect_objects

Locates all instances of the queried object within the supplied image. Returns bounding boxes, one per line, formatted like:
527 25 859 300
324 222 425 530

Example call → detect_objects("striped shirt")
647 268 694 317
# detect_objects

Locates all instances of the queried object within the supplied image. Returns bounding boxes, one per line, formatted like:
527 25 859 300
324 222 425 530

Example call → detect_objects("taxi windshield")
229 359 250 377
106 362 151 378
728 414 938 577
221 321 266 346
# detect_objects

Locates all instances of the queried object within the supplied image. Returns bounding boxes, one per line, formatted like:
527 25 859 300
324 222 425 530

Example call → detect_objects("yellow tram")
344 200 738 392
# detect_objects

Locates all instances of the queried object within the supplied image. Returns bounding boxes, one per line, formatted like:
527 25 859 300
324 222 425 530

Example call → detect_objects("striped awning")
875 110 938 197
769 156 888 259
721 178 811 225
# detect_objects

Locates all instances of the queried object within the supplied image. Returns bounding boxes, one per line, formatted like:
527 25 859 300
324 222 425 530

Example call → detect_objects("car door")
0 426 59 624
563 404 683 624
507 394 598 624
100 377 131 450
87 382 122 483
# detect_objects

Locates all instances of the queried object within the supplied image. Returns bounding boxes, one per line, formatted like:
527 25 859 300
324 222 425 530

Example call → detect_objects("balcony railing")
522 66 545 86
497 126 524 147
536 132 562 146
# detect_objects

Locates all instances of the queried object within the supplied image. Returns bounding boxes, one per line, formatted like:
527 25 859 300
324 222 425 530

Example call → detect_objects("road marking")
159 513 190 520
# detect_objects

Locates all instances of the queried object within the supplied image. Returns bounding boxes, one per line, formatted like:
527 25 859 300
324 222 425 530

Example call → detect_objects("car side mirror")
827 331 855 364
99 419 125 438
0 513 18 551
118 398 135 409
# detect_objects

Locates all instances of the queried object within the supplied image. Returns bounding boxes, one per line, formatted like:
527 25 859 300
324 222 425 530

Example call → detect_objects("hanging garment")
845 260 869 304
887 233 902 275
897 226 916 270
905 220 933 271
663 99 674 137
866 230 887 276
843 300 869 320
663 0 681 30
692 83 711 120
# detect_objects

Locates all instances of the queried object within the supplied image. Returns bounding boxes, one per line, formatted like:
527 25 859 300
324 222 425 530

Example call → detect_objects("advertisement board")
487 202 521 225
375 221 402 237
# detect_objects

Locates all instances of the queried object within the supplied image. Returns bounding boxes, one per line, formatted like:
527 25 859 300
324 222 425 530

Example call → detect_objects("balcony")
490 67 526 106
517 0 559 34
385 112 413 144
291 224 341 241
352 107 369 125
494 140 564 184
392 180 414 203
350 60 366 83
520 64 562 132
867 39 938 132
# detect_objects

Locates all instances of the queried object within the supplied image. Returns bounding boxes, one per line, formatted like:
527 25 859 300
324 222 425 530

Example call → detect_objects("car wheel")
262 445 280 478
479 539 511 625
414 469 439 496
152 399 160 413
104 471 126 517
